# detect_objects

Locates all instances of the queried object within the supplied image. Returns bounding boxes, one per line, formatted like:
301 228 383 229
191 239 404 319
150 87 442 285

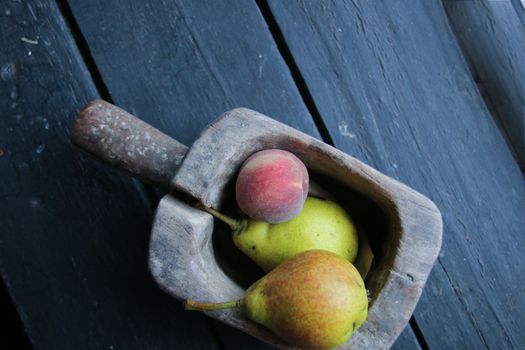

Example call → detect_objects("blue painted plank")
0 1 219 349
444 0 525 168
266 0 525 349
65 0 320 146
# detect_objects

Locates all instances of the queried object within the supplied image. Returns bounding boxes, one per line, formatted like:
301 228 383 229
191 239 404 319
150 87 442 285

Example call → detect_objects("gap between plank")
0 273 32 349
254 1 432 349
55 0 160 213
55 0 111 101
255 0 335 146
410 316 430 350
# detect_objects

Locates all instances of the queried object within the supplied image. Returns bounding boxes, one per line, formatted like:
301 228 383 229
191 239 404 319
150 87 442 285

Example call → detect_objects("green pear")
184 250 368 350
206 196 358 271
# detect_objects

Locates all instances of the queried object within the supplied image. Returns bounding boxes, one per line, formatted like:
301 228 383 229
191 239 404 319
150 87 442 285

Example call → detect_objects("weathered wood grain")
0 1 218 349
65 0 320 146
443 0 525 167
266 0 525 349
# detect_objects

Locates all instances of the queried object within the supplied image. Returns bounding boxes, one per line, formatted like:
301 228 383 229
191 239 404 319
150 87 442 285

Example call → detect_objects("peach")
235 149 309 223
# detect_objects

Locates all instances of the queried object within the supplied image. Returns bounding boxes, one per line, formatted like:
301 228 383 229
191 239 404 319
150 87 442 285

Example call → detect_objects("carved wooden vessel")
72 100 442 349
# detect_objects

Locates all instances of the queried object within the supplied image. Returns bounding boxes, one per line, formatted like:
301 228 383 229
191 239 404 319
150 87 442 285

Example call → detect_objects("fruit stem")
184 299 244 311
202 206 241 231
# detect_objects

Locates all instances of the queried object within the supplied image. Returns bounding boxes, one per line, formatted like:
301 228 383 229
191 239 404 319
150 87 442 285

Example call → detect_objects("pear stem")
184 299 244 311
202 206 241 231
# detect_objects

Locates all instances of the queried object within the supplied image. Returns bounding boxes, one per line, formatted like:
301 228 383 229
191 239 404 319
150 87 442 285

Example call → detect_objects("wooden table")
1 1 523 349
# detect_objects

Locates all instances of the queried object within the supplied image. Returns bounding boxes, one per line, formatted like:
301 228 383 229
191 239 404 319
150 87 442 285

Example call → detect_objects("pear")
206 196 358 272
184 250 368 350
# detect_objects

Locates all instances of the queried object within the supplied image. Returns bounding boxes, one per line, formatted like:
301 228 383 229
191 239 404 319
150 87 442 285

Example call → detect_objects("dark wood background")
1 0 523 349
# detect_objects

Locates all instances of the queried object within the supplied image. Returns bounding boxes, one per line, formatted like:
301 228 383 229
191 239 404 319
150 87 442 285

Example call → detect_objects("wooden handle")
71 100 188 188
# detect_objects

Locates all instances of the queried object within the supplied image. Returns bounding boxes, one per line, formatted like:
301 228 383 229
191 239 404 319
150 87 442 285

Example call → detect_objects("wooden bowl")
73 101 442 349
